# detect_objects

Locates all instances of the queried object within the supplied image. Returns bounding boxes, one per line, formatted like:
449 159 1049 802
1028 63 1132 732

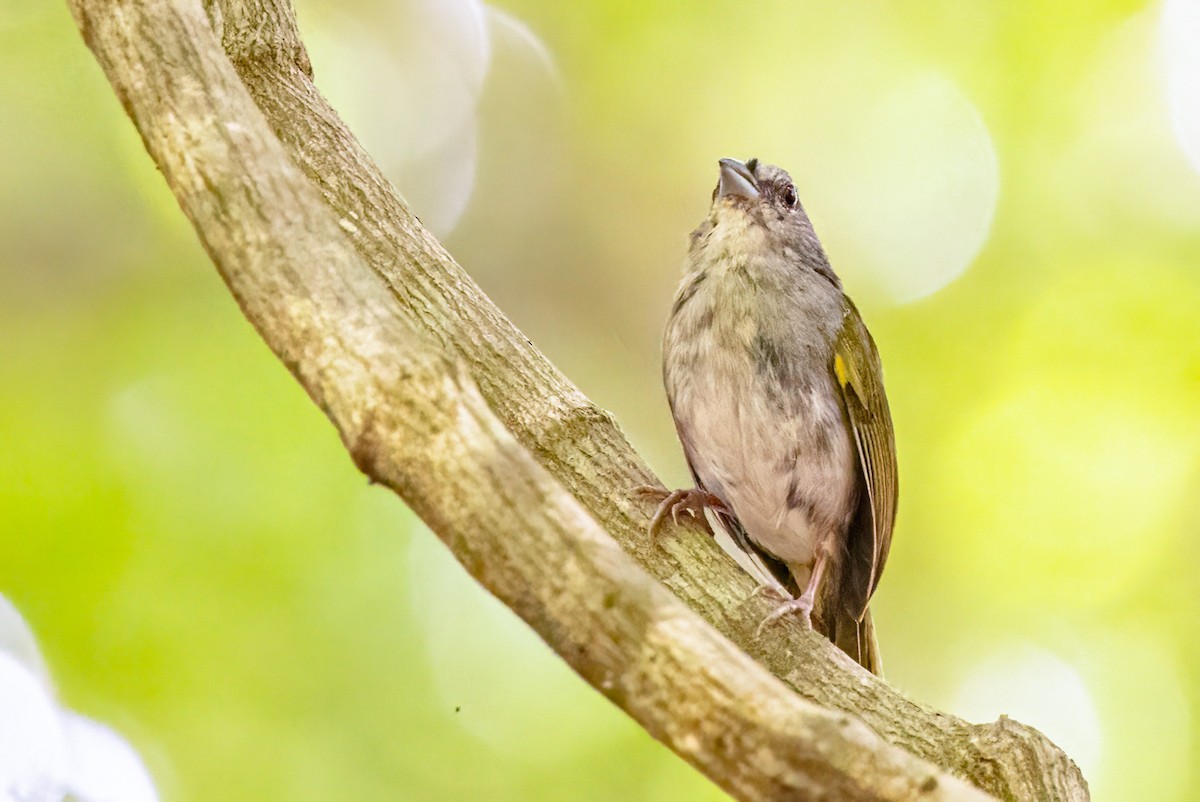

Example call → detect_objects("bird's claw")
631 485 727 540
755 595 815 638
745 583 790 604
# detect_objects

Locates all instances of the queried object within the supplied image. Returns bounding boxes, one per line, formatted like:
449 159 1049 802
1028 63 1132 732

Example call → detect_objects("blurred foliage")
2 0 1199 800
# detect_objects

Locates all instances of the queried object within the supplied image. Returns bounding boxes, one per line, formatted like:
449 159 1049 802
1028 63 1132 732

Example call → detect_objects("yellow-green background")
3 1 1199 800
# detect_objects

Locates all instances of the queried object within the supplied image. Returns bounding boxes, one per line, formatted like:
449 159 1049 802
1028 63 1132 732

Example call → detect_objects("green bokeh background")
3 1 1200 800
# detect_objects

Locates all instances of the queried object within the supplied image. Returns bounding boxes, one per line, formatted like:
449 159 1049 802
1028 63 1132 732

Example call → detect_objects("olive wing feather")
833 299 898 617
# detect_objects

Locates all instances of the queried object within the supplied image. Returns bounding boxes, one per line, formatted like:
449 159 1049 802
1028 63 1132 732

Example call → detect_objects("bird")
640 157 897 674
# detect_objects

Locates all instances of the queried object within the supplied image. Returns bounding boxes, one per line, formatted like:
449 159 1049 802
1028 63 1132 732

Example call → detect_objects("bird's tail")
706 509 884 675
828 605 882 676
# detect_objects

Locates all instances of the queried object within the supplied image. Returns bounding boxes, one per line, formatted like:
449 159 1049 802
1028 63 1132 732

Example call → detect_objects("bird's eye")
782 184 798 209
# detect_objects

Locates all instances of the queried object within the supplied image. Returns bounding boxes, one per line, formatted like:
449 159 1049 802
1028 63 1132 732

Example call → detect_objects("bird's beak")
717 158 759 200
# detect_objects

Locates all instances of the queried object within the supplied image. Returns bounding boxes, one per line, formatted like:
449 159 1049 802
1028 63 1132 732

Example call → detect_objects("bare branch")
66 0 1089 800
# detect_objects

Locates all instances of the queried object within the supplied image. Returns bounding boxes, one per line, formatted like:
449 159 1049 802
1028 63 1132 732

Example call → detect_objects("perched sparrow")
645 158 897 674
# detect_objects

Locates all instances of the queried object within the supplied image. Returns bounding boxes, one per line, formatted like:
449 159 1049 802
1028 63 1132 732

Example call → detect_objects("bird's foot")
632 485 728 540
755 594 815 637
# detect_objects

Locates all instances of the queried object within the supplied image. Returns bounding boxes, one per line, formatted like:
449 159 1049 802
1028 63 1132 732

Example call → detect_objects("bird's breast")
664 267 857 567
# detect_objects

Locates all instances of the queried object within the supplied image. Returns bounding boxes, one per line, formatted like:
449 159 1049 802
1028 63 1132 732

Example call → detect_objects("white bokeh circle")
814 71 1000 304
407 530 630 765
306 0 558 236
953 647 1101 780
1163 0 1200 174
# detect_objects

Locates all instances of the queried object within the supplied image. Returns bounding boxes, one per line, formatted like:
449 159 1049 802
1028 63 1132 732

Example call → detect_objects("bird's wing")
832 298 898 618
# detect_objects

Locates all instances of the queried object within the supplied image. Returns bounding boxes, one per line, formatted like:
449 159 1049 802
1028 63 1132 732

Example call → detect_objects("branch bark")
67 1 1090 800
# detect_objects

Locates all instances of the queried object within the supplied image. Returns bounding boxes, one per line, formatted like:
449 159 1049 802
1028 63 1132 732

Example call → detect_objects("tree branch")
66 0 1089 800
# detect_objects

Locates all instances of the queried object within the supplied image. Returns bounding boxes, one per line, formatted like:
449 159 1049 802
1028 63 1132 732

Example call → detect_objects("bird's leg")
755 551 828 636
632 485 729 540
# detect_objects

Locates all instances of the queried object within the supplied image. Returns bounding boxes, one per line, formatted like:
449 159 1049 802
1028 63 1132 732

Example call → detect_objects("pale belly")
669 355 857 569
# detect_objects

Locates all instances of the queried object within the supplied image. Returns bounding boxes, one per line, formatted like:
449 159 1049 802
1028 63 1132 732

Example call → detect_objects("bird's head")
689 158 833 283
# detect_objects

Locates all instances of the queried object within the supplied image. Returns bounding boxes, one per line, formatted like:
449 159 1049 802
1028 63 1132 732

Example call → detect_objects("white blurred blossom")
0 596 157 802
60 715 158 802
